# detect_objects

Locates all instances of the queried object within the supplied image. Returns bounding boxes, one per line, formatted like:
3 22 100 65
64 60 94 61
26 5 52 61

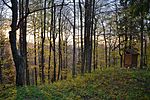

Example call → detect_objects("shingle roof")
125 48 139 55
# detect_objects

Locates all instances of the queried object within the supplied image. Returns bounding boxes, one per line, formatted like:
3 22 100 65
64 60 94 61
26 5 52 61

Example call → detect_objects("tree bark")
79 0 84 74
84 0 92 72
72 0 76 77
91 0 95 71
9 0 25 86
140 0 144 68
34 67 37 85
58 0 64 80
47 0 54 83
19 0 29 85
101 20 107 67
0 46 4 84
52 4 57 82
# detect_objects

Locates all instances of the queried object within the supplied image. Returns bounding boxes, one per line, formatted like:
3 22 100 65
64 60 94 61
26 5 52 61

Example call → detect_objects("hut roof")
125 48 139 55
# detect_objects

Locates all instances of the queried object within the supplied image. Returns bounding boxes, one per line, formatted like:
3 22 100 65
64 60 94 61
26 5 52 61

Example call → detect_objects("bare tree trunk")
115 0 122 68
38 29 41 83
101 20 107 67
25 0 29 85
0 46 4 84
33 12 37 66
48 38 51 83
144 38 147 67
84 0 92 72
31 69 34 85
93 19 97 71
48 0 54 84
9 0 25 86
52 4 57 82
91 0 95 71
72 0 76 77
140 1 144 68
40 0 46 84
19 0 29 85
33 12 37 85
0 63 2 84
34 67 37 85
58 0 64 80
79 0 84 74
96 34 99 69
65 39 68 69
108 46 111 67
108 25 112 67
119 35 123 68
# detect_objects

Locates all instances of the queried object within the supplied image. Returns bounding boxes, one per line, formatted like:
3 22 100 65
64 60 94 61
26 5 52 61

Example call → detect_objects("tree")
19 0 30 85
72 0 76 77
47 0 54 83
120 0 150 68
58 0 64 80
84 0 92 73
0 34 5 84
101 19 108 67
40 0 46 84
78 0 84 74
4 0 26 86
52 3 57 82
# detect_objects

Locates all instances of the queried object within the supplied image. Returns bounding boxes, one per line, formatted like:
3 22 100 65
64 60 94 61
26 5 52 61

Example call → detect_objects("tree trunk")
0 63 2 84
0 46 4 84
72 0 76 77
96 34 99 69
25 0 29 85
79 0 84 74
91 0 95 71
144 38 147 67
40 0 46 84
19 0 29 85
34 67 37 85
85 0 92 72
33 12 37 66
101 20 107 67
140 2 144 68
58 0 64 80
119 35 123 68
33 12 38 85
93 19 97 71
10 0 25 86
52 4 57 82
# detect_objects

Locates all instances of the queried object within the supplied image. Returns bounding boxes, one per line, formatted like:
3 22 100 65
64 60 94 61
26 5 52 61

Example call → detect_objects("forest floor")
0 67 150 100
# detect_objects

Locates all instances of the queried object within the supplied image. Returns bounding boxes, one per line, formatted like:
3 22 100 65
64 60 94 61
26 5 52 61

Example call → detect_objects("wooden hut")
124 48 139 68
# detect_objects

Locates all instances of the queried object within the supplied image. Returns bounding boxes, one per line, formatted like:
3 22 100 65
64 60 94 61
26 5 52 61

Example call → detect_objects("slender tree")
72 0 76 77
48 0 54 83
101 20 107 67
84 0 92 72
52 4 57 82
58 0 64 80
79 0 84 74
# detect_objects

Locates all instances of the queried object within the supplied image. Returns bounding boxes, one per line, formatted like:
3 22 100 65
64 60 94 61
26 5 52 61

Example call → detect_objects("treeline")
0 0 149 86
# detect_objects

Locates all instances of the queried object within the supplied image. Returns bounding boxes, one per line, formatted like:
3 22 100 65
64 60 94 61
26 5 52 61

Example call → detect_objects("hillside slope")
1 68 150 100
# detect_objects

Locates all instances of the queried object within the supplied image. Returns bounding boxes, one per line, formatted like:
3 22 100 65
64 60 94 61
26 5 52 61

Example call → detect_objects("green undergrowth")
0 67 150 100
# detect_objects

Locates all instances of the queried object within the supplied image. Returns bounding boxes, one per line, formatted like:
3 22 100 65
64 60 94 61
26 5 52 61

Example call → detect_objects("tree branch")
15 3 70 31
2 0 12 9
62 13 73 27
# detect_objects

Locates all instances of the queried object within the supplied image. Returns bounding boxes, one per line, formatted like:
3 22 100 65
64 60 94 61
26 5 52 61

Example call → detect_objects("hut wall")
124 54 132 68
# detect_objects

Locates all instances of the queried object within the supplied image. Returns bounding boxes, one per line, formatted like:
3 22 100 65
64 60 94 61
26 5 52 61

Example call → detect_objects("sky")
1 0 117 44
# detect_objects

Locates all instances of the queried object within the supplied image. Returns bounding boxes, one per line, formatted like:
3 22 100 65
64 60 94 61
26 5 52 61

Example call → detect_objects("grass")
0 67 150 100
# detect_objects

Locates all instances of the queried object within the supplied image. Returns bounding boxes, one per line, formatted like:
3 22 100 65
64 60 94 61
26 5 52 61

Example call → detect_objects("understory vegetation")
1 67 150 100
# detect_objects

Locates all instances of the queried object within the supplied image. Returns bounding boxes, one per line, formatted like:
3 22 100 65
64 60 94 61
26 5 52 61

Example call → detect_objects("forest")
0 0 150 99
